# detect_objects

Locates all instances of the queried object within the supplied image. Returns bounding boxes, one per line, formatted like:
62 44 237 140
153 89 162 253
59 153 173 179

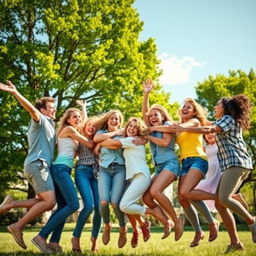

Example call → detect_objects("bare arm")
60 126 95 148
98 138 122 149
142 79 153 127
145 132 173 147
150 118 201 133
177 124 222 134
76 100 87 127
0 80 41 121
93 129 123 143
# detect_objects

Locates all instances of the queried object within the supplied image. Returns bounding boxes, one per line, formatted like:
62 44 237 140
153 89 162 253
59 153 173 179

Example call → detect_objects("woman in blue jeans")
32 104 94 253
72 116 101 253
93 110 127 248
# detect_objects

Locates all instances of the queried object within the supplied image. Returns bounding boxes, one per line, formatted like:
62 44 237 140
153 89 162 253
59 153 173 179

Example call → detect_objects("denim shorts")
24 159 54 194
155 159 181 177
180 157 208 176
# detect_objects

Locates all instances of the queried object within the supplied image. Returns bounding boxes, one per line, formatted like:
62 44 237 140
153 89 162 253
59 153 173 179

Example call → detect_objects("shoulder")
96 129 106 135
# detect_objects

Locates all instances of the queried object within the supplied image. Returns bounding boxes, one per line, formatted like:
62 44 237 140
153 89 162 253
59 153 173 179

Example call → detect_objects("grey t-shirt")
24 113 56 167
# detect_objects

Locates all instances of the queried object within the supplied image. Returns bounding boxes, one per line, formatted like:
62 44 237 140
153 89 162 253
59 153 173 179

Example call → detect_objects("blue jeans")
98 163 126 226
39 164 79 242
73 165 101 238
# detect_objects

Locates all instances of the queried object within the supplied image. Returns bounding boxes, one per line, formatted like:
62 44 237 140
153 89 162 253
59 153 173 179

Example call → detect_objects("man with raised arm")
0 81 56 251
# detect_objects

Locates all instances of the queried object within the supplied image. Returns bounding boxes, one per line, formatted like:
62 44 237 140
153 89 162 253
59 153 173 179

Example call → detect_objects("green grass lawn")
0 224 255 256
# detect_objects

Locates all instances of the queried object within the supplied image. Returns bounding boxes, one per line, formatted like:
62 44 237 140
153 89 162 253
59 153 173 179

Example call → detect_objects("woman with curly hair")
171 94 256 252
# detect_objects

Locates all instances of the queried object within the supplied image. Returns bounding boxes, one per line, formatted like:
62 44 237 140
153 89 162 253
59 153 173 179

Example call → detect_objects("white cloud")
158 54 202 86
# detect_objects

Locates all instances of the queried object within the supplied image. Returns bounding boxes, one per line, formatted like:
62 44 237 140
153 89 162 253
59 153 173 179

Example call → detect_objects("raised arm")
0 80 41 121
142 79 153 127
76 99 87 127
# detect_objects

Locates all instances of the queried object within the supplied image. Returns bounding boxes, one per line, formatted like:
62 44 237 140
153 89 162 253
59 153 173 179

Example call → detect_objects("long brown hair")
57 108 82 135
94 110 123 131
179 98 208 126
123 117 148 137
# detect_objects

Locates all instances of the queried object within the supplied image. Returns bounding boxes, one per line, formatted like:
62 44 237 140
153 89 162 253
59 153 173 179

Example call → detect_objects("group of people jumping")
0 78 255 254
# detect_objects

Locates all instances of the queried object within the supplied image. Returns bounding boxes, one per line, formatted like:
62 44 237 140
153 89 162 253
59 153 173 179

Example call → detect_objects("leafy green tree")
0 0 177 197
195 69 256 210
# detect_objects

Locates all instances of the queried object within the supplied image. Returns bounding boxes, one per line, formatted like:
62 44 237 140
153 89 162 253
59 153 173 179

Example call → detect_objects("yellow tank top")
176 131 207 160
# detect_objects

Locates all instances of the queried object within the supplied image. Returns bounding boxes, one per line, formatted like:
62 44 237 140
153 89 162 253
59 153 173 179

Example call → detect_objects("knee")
45 198 56 211
110 203 118 209
178 194 188 207
100 200 109 208
149 187 160 198
179 188 191 199
219 195 229 207
119 201 128 213
70 200 80 213
82 204 94 215
142 191 152 204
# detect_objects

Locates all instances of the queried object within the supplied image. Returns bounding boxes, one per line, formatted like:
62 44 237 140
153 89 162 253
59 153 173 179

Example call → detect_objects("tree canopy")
0 0 178 195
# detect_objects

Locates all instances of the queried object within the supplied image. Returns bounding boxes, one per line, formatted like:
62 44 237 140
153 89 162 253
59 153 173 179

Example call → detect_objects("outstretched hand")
142 79 153 93
76 99 87 107
0 80 17 94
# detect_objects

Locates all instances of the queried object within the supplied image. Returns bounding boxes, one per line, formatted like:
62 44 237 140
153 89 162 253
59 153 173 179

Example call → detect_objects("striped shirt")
215 115 252 171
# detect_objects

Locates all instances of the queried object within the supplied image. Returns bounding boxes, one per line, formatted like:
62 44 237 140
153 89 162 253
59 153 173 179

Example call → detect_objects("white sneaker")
249 217 256 243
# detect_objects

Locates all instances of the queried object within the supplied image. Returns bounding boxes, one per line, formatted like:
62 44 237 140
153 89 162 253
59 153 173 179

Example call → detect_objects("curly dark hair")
221 94 252 130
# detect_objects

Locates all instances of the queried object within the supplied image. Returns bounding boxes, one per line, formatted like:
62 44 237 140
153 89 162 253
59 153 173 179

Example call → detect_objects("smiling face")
67 111 81 128
107 113 121 131
41 102 56 120
84 120 96 138
148 109 164 126
126 120 139 137
180 102 195 121
204 133 216 145
214 100 224 119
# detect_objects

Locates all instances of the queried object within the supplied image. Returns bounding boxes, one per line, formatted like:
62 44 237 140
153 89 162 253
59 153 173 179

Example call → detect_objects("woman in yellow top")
150 98 218 247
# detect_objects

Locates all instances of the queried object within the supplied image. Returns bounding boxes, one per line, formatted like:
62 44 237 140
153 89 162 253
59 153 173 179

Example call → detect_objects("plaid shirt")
77 143 96 165
215 115 252 171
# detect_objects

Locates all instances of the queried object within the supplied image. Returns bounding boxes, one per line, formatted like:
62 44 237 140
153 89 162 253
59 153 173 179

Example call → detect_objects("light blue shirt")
150 121 178 165
24 113 56 167
97 129 125 168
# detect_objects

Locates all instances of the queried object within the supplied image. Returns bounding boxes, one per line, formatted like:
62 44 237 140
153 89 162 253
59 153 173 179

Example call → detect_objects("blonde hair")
148 104 172 126
179 98 208 126
94 110 123 131
123 117 148 137
57 108 82 135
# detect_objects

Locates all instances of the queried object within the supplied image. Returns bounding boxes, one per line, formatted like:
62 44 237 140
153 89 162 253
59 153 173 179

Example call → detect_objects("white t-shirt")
120 137 150 180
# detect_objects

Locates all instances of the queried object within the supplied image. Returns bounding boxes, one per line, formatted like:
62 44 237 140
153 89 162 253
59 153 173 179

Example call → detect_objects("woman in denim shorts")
139 79 184 241
151 98 219 247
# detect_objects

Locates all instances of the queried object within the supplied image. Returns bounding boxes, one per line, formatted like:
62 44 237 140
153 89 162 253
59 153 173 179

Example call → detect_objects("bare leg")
13 190 56 230
149 170 183 240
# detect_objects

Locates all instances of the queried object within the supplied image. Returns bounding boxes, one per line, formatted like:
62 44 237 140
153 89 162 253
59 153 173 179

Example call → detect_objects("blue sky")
134 0 256 103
